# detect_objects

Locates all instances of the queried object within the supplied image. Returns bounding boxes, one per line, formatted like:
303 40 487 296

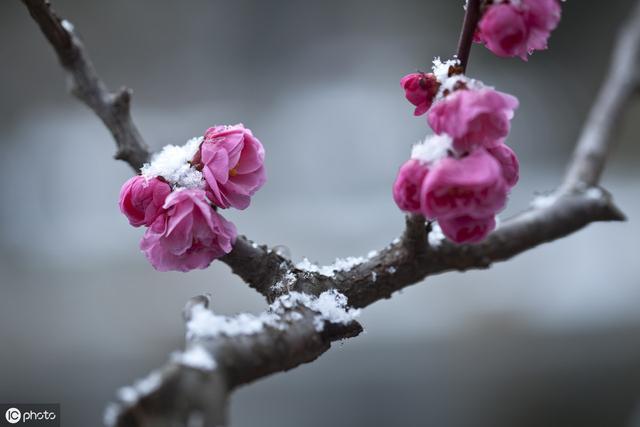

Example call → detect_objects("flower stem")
456 0 482 72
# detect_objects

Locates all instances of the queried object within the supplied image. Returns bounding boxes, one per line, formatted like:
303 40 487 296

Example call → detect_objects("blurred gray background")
2 1 640 426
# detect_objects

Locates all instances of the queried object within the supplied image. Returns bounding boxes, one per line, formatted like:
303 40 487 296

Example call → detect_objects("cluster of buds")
119 124 266 272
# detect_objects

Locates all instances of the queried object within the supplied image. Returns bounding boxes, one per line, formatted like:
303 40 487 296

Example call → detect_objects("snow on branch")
105 292 362 427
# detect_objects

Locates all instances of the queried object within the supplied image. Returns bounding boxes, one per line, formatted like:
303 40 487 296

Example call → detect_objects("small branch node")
112 87 132 110
183 294 212 322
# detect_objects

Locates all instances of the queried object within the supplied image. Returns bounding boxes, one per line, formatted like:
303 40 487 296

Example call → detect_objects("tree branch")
22 0 150 171
562 0 640 191
22 0 289 291
106 294 362 427
219 236 293 298
21 0 639 425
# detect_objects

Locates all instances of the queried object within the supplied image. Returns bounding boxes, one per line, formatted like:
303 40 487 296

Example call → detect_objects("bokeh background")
2 1 640 426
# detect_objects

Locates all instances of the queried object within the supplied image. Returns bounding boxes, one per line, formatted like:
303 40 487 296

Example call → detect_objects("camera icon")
5 407 21 424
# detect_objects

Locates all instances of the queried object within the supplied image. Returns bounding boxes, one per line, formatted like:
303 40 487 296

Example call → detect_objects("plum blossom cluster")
119 124 266 272
474 0 562 61
394 1 562 243
395 59 520 243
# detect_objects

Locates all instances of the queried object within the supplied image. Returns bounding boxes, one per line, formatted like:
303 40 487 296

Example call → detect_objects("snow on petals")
119 125 266 272
140 136 204 189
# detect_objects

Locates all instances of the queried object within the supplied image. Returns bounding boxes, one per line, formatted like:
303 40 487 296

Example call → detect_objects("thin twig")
456 0 481 71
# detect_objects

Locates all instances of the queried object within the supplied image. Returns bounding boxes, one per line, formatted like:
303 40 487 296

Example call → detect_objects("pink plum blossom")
487 144 520 188
524 0 562 51
194 124 266 210
140 188 236 272
400 72 440 116
427 88 519 152
475 4 529 59
420 149 508 220
393 159 429 213
475 0 561 61
119 176 171 227
438 215 496 244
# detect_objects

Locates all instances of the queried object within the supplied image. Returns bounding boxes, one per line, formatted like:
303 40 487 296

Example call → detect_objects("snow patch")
273 290 361 331
271 271 296 292
173 345 217 371
428 221 446 247
295 256 365 277
107 368 163 424
141 136 204 189
585 187 604 200
411 134 453 165
432 57 461 82
186 305 279 340
187 290 360 339
431 57 486 101
531 192 558 209
295 250 382 278
61 20 75 32
103 403 121 427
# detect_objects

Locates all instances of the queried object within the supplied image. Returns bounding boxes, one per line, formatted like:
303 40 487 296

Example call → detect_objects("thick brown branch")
108 296 362 427
219 236 292 297
22 0 149 171
279 189 622 308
